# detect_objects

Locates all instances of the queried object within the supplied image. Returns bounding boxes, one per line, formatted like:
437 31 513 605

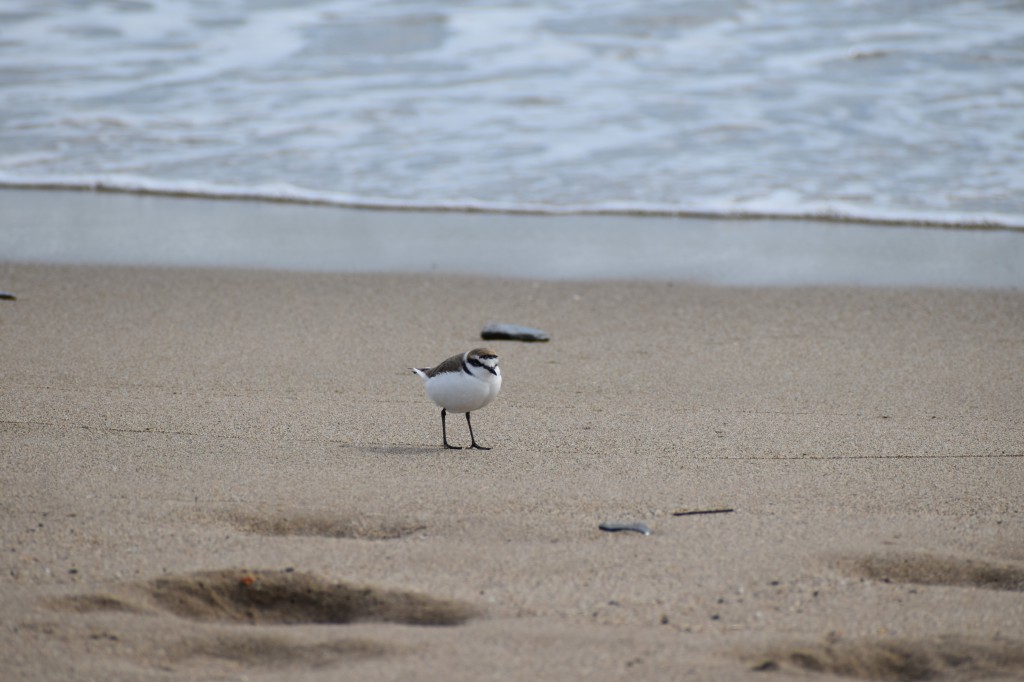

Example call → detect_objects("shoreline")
4 181 1024 231
2 188 1023 288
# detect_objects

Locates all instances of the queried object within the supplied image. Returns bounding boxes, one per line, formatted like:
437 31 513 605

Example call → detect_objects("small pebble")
0 291 16 300
599 521 651 536
480 323 550 342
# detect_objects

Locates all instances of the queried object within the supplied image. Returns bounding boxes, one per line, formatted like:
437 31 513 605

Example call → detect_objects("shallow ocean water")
1 0 1023 227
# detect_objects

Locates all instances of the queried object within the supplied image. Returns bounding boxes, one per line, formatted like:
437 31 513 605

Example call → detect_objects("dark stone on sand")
0 291 16 300
480 323 550 342
599 521 651 536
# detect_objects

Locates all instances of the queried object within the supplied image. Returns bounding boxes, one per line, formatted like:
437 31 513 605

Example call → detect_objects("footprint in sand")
222 510 427 540
52 568 476 626
849 552 1024 592
749 635 1024 680
746 553 1024 678
47 568 476 673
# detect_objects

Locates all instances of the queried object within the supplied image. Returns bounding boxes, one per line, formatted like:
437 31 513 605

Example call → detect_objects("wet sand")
3 187 1024 287
1 252 1023 680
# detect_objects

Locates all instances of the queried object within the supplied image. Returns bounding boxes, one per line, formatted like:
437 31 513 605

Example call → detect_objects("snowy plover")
411 348 502 449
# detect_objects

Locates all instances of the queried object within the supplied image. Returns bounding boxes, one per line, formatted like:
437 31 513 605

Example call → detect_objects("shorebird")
411 348 502 449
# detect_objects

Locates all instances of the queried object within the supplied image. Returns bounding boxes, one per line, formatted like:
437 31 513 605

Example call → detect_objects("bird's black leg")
442 409 461 449
466 412 491 450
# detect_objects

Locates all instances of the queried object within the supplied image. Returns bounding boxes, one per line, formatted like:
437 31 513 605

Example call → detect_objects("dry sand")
1 260 1023 681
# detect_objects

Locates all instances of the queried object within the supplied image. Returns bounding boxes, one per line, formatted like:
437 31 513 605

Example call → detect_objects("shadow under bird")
411 348 502 449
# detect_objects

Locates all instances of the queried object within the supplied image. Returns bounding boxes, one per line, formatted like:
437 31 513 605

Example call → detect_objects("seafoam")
1 0 1023 229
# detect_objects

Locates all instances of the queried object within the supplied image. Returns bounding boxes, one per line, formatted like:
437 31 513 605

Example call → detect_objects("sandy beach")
2 210 1024 679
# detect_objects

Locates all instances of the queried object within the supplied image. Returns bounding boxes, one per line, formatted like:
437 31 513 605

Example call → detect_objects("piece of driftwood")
671 508 735 517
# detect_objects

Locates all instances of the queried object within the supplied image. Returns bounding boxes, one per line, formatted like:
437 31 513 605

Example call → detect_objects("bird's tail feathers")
411 367 429 380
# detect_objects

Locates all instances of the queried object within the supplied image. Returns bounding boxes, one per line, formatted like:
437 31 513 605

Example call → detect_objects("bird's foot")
469 443 491 450
444 443 463 450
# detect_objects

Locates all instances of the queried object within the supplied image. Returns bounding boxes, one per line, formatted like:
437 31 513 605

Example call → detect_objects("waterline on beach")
2 189 1021 289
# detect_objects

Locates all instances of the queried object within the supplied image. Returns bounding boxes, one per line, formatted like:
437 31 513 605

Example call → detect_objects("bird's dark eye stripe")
468 357 498 375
